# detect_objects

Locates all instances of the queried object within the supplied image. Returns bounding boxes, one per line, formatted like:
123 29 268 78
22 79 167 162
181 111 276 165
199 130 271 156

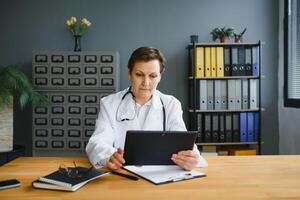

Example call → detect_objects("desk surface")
0 156 299 200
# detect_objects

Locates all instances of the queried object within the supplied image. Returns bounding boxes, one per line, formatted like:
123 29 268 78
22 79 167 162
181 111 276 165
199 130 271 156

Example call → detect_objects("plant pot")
219 36 229 43
0 103 13 152
234 36 242 43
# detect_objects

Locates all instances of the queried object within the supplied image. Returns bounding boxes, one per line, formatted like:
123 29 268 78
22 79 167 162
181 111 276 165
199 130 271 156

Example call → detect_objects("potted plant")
0 65 47 152
210 27 235 43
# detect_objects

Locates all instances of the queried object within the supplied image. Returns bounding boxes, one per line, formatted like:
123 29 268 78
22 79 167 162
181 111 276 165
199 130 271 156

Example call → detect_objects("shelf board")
196 142 258 146
188 109 260 113
187 42 260 48
188 76 259 80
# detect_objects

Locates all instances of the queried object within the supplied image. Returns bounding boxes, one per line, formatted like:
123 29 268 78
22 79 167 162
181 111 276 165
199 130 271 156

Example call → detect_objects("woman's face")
128 59 162 104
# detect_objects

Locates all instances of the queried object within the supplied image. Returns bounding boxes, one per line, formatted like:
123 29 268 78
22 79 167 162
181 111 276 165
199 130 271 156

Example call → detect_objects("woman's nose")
143 77 150 86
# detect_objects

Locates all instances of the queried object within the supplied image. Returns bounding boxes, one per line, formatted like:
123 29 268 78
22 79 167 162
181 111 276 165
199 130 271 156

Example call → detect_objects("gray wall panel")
0 0 279 155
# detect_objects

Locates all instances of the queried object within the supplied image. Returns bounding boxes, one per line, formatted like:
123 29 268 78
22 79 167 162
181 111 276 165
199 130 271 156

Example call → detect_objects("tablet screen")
124 131 197 165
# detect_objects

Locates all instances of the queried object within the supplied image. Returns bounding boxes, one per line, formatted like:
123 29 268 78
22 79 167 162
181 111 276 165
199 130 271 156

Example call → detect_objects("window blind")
287 0 300 99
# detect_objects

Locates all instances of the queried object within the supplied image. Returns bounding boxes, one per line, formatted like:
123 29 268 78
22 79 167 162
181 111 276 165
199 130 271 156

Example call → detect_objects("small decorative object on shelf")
234 28 247 43
210 26 235 43
66 16 92 52
190 35 199 43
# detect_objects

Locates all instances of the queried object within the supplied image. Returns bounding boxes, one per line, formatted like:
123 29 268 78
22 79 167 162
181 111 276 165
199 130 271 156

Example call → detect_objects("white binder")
235 79 242 110
207 80 214 110
228 80 236 110
214 80 222 110
199 80 207 110
250 79 259 109
242 79 249 109
220 80 227 110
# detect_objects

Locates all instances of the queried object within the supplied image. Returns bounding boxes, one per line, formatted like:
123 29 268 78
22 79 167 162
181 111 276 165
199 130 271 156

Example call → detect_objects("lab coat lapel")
142 91 163 130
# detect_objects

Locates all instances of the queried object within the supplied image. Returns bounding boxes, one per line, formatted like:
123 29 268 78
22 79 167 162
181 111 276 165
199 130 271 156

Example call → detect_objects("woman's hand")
107 148 125 170
171 146 199 171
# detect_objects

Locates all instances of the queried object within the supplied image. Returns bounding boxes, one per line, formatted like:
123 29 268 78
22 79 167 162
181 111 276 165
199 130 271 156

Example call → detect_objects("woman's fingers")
107 149 125 170
171 150 199 171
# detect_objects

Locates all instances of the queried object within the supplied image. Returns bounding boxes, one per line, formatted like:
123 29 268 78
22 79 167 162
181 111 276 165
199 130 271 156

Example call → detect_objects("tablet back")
124 131 197 165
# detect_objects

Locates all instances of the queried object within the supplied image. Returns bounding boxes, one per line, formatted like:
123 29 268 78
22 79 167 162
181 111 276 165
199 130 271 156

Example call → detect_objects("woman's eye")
136 73 142 77
150 75 157 78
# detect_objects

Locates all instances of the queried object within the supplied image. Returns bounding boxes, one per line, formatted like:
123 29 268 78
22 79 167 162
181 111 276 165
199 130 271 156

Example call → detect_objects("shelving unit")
187 41 262 155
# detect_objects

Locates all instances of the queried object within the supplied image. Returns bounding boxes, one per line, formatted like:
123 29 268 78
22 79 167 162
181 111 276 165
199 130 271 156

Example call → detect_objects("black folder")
219 113 226 142
232 113 240 142
204 113 212 142
231 47 239 76
124 131 197 165
224 46 231 76
245 46 253 76
238 46 246 76
212 113 219 142
196 113 203 143
225 113 233 142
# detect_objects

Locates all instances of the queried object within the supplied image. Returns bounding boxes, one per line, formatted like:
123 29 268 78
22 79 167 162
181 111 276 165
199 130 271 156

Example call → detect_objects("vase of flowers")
66 17 92 52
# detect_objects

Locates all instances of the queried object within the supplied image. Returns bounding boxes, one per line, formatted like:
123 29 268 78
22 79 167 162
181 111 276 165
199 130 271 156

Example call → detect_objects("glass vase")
74 35 82 52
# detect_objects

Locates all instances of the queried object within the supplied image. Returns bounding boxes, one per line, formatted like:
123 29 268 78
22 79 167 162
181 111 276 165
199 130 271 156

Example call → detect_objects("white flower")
70 17 77 23
81 18 91 27
66 16 91 36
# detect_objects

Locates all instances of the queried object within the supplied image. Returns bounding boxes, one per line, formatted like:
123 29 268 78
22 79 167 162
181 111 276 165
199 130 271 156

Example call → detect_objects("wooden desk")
0 156 300 200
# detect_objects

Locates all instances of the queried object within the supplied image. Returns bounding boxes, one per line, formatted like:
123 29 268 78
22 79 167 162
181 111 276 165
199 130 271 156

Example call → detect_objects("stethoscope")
116 87 166 131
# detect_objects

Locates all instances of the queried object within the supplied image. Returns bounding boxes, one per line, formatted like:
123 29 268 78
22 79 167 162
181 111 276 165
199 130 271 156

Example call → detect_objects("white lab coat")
86 88 208 168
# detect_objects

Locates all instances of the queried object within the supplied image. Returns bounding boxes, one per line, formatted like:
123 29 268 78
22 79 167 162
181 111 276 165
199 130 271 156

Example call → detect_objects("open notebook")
123 165 206 185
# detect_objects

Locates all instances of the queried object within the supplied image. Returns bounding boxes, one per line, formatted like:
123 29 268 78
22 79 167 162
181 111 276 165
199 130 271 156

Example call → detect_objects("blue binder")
240 112 247 142
247 112 255 142
254 112 260 142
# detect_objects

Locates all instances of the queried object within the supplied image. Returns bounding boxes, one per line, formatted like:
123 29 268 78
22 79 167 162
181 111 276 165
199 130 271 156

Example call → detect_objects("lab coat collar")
134 89 161 111
117 88 163 130
125 87 161 110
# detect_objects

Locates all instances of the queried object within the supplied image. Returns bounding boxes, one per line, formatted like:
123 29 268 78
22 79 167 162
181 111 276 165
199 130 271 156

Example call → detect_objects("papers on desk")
123 165 206 185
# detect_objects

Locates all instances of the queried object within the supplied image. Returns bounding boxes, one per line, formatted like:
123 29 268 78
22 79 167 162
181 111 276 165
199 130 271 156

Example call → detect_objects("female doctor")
86 47 208 170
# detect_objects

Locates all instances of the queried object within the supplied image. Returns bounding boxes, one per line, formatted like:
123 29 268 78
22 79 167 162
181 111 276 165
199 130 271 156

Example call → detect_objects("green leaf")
0 65 48 109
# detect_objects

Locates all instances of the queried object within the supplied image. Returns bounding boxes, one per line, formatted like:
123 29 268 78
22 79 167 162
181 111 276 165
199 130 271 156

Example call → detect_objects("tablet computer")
123 130 197 165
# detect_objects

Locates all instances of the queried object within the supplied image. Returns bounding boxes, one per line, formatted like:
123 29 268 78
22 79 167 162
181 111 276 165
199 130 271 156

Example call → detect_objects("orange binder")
204 47 211 77
216 47 224 77
229 149 257 156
